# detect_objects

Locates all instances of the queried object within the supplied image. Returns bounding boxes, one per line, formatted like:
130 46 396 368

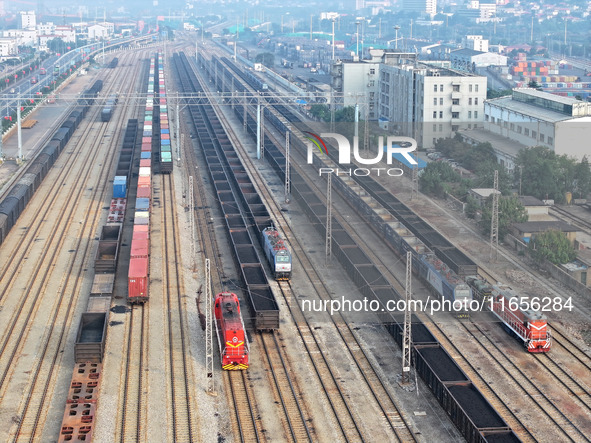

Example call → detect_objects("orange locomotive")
490 286 551 353
214 292 249 370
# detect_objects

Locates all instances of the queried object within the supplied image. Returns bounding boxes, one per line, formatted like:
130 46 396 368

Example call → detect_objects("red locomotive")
214 292 249 370
490 286 551 353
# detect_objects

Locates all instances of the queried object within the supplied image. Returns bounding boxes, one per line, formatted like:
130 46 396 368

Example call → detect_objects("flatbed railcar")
213 53 518 442
214 292 249 370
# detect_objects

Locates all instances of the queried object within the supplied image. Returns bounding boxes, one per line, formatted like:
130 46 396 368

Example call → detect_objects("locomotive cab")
214 292 249 370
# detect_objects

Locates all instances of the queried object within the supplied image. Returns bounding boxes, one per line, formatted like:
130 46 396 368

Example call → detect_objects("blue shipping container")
113 176 127 198
140 152 151 159
136 198 150 210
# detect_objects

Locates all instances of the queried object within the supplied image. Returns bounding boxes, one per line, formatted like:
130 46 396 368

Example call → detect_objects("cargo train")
0 80 103 246
261 226 291 280
210 54 519 442
214 292 249 370
127 54 159 303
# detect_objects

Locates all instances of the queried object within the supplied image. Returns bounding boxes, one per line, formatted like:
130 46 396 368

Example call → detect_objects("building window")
474 111 478 119
548 136 553 145
475 98 479 105
453 85 460 92
452 99 459 105
469 98 472 105
370 68 375 75
434 84 438 92
440 84 444 92
433 111 437 118
440 98 443 105
452 112 459 119
439 124 443 131
475 84 479 92
510 123 515 130
468 123 472 129
434 98 438 106
433 124 437 131
532 130 537 139
540 134 545 142
491 116 495 123
452 125 459 131
525 128 530 136
369 80 375 86
517 125 522 133
485 114 489 121
468 111 472 118
433 138 437 145
469 84 473 92
439 111 443 118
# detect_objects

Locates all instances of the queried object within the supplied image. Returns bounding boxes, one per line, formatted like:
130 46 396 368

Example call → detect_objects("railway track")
160 172 198 441
0 59 137 441
116 305 149 442
551 205 591 233
174 62 265 443
196 49 418 442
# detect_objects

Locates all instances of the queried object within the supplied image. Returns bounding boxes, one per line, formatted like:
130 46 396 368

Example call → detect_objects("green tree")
573 156 591 199
419 162 459 197
335 106 356 122
528 230 576 264
479 195 528 239
255 52 274 68
309 104 330 122
465 196 479 219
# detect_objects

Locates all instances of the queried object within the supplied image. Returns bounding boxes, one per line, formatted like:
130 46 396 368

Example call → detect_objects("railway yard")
0 36 590 443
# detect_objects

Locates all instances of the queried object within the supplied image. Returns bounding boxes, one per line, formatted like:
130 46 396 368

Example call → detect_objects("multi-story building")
462 35 488 52
379 62 487 149
331 50 417 120
0 38 18 59
483 88 591 161
18 11 36 30
402 0 437 16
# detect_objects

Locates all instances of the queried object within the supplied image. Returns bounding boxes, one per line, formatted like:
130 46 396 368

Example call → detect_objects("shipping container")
140 159 151 168
140 152 151 159
128 257 149 303
131 238 149 258
134 211 149 225
113 176 127 198
136 198 150 211
139 167 151 177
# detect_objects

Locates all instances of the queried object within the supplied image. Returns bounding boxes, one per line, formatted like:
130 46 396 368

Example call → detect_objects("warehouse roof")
513 220 579 233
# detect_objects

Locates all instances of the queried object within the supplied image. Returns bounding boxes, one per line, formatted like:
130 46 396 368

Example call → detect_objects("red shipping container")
161 124 169 130
142 137 151 144
140 159 151 167
162 134 170 141
137 185 151 199
134 224 149 234
133 231 149 245
141 143 152 152
128 257 148 302
138 176 151 186
130 238 149 258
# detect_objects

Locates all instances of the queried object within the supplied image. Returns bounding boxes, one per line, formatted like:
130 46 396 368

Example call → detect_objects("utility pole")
325 172 332 266
256 98 261 159
205 259 216 396
401 250 412 384
17 93 23 164
260 106 265 160
285 128 291 203
490 169 499 262
363 112 369 154
189 176 195 271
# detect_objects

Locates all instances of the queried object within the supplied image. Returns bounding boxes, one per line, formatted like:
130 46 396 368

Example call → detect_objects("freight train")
467 277 551 352
0 79 104 246
128 54 159 303
214 292 249 370
261 226 292 280
207 53 519 442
